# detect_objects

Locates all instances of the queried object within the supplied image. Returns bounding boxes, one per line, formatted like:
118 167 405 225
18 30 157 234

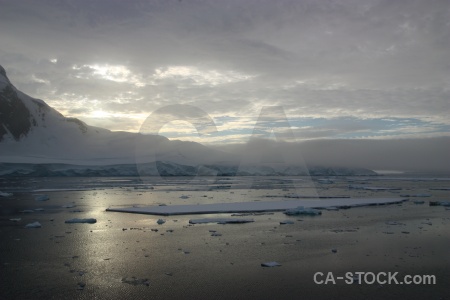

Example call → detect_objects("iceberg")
65 218 97 224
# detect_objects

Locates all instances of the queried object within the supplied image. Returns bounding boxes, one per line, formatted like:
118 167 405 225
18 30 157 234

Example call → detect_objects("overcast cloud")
1 0 449 143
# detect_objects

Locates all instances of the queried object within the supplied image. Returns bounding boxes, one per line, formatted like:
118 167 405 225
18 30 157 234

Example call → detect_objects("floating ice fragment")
385 221 403 225
331 249 337 253
0 191 13 197
325 207 339 211
9 218 21 222
429 201 450 207
62 204 76 208
413 200 425 204
284 206 321 216
121 277 150 286
189 218 254 224
400 193 431 198
20 210 34 213
280 220 294 225
211 232 222 236
25 221 41 228
318 179 334 184
180 195 189 199
261 261 281 267
65 218 97 224
34 194 49 201
77 282 86 290
157 219 166 225
34 208 44 211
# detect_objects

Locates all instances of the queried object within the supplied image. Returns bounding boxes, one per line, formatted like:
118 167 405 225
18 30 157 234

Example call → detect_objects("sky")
1 0 450 145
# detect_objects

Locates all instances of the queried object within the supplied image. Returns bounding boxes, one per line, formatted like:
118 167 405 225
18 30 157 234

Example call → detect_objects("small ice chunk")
9 218 21 222
121 277 150 286
400 193 431 198
261 261 281 267
180 195 190 199
325 207 339 211
0 191 13 197
318 179 334 184
211 232 222 236
284 206 322 216
157 219 166 225
34 194 50 201
385 221 403 225
413 200 425 204
189 218 254 224
62 204 76 208
280 220 294 225
65 218 97 224
20 210 34 213
34 208 45 211
25 221 42 228
331 249 337 253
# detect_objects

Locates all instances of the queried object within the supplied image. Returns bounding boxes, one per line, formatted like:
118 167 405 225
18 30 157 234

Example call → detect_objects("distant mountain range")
0 64 395 177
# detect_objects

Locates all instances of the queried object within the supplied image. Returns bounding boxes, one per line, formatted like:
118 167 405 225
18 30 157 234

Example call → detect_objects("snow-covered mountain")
0 64 235 166
0 64 376 177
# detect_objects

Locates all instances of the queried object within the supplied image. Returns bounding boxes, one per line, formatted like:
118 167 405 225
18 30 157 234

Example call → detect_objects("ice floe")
429 201 450 207
65 218 97 224
318 179 334 184
189 218 254 224
34 194 50 201
284 206 322 216
0 191 13 197
25 221 42 228
280 220 294 225
400 193 431 197
348 185 401 191
106 197 407 216
261 262 281 267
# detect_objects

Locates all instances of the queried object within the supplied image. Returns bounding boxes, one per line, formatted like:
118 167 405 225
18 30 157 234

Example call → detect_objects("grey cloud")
1 0 449 139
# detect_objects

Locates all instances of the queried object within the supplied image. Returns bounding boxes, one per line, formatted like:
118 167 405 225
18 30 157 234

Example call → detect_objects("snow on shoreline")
106 197 407 216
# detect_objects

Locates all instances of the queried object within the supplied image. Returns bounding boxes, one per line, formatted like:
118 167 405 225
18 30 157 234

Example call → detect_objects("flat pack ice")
106 197 407 216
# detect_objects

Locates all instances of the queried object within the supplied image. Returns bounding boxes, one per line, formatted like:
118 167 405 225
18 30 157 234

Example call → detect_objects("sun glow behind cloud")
72 64 145 87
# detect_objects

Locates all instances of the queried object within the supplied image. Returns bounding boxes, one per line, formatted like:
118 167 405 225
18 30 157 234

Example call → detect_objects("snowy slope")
0 65 234 166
